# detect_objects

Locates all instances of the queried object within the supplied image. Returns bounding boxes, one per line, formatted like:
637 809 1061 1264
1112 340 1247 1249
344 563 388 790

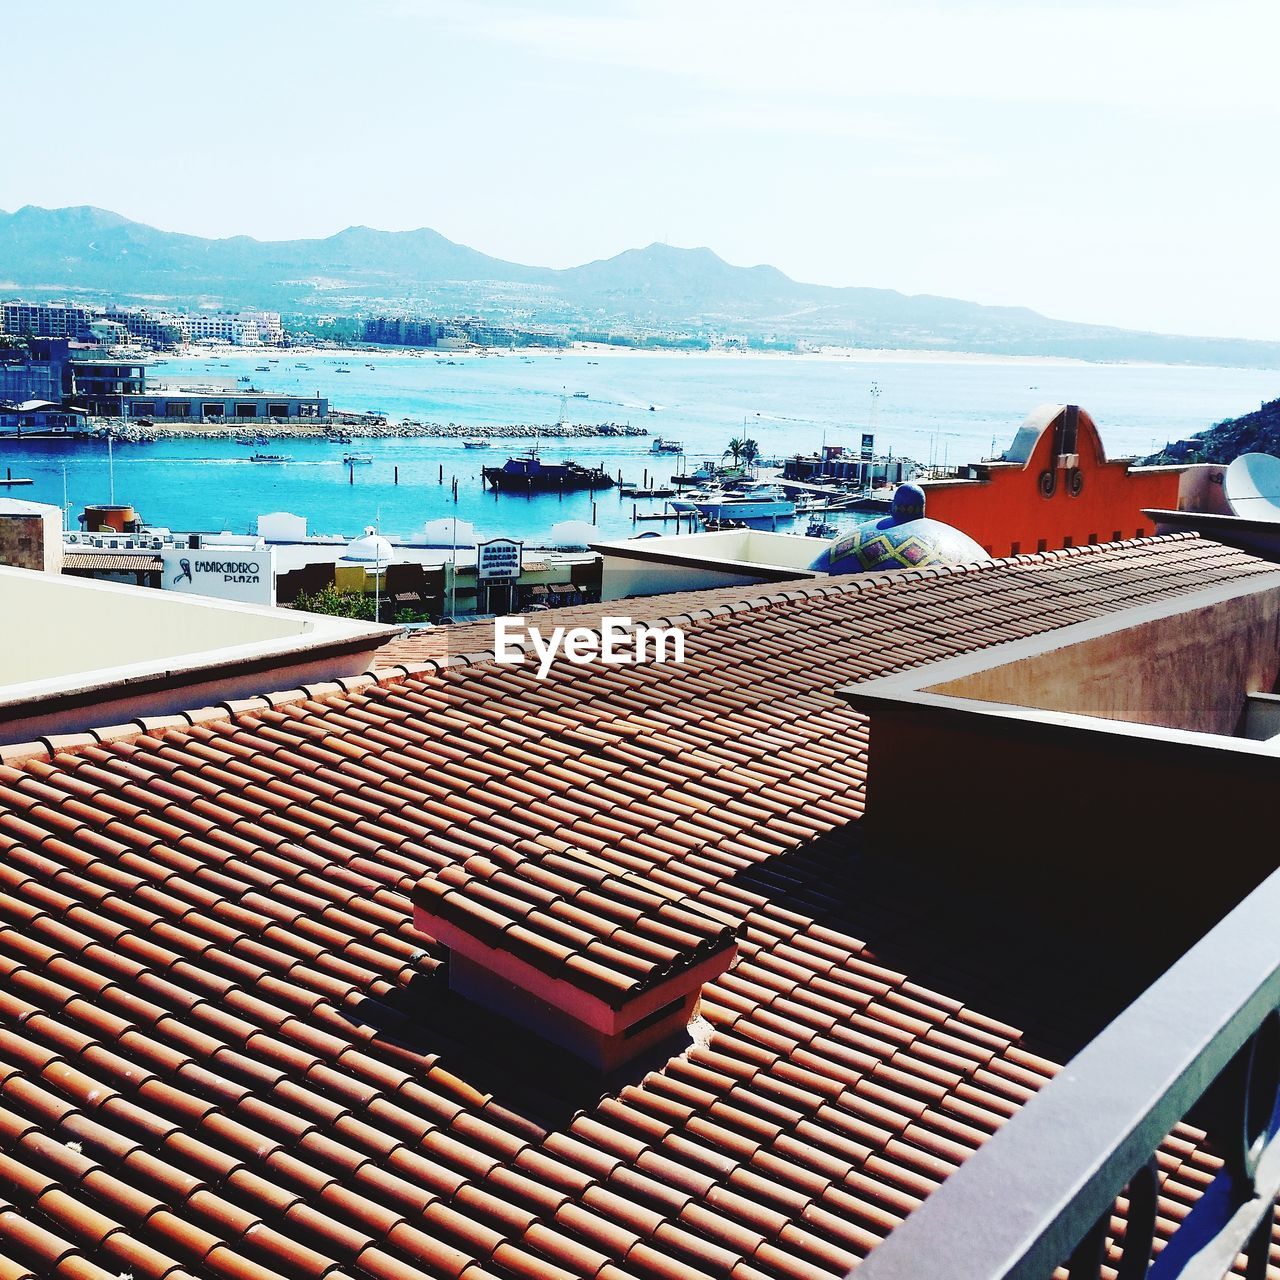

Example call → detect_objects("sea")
5 349 1278 546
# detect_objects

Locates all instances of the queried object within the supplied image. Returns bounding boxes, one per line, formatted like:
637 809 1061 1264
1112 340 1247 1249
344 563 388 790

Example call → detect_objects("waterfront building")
65 352 148 413
104 304 186 347
0 336 69 405
363 315 446 347
784 447 915 488
0 533 1276 1275
3 299 285 349
180 308 284 346
116 389 328 421
0 300 95 340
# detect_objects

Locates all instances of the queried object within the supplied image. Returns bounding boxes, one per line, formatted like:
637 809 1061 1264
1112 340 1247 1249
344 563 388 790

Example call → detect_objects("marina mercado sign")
477 538 522 581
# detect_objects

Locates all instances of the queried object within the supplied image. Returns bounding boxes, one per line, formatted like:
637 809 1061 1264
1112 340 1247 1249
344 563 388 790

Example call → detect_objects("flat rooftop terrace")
0 565 392 745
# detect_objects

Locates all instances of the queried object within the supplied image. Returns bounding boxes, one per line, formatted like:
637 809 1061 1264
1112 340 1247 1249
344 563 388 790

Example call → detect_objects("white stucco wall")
594 530 828 601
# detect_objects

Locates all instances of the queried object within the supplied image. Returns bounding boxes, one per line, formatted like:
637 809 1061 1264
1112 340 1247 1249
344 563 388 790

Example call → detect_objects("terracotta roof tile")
0 536 1273 1278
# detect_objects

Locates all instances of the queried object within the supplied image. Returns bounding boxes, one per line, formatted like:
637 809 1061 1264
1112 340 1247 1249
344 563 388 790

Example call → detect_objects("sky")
3 0 1279 341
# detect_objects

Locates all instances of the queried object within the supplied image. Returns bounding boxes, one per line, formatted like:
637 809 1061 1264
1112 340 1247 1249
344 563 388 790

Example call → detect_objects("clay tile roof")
61 552 164 572
0 534 1275 1279
414 846 740 1007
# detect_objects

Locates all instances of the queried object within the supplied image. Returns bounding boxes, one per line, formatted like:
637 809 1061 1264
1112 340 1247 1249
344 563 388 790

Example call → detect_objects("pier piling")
394 466 399 485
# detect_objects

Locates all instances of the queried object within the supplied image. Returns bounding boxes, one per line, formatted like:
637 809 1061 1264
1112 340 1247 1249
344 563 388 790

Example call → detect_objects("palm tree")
741 438 761 472
723 437 746 467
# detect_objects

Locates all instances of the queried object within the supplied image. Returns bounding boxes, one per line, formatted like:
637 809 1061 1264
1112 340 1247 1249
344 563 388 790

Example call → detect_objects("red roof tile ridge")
0 675 384 773
0 530 1236 776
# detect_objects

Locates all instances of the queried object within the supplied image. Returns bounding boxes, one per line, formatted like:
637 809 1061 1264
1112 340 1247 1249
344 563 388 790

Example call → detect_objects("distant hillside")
4 204 1280 366
1144 398 1280 464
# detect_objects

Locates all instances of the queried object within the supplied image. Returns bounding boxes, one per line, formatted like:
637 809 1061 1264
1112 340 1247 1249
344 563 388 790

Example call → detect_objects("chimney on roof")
412 849 739 1071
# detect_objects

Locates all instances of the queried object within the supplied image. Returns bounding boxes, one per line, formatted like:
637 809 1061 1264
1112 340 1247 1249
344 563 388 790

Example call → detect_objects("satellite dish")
1224 453 1280 523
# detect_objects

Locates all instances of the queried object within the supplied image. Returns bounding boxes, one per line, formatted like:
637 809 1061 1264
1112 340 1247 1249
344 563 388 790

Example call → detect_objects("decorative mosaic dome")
813 484 989 574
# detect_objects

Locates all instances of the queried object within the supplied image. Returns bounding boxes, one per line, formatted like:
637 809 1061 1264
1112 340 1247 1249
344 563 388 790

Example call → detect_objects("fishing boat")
650 437 684 454
462 438 492 449
250 453 289 464
482 449 614 493
343 453 373 465
327 432 353 444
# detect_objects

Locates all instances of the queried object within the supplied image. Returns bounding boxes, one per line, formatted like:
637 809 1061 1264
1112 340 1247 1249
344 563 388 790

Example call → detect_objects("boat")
482 449 615 493
650 437 684 454
250 453 289 464
327 432 353 444
237 375 252 383
806 516 840 538
343 453 373 465
463 438 492 449
573 391 589 399
255 365 270 372
335 367 352 374
620 484 676 499
672 461 745 487
673 482 796 525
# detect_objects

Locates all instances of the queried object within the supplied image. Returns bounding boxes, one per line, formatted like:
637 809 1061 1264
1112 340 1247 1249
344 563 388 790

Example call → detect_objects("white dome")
342 525 396 564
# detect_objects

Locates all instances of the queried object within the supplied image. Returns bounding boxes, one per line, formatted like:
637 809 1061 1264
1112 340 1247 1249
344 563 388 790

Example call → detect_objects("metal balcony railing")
854 865 1280 1280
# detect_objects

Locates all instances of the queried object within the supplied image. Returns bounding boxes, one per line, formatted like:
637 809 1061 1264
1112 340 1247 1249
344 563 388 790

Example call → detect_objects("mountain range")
2 204 1278 367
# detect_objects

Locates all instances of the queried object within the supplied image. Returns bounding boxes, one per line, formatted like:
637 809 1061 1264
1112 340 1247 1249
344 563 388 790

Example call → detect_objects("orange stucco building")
923 403 1186 557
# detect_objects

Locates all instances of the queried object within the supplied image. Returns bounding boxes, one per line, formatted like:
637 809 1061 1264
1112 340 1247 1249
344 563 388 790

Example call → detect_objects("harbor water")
4 349 1277 544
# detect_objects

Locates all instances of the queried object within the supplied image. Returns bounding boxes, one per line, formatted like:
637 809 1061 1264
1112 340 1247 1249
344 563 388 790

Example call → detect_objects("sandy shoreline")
163 339 1119 369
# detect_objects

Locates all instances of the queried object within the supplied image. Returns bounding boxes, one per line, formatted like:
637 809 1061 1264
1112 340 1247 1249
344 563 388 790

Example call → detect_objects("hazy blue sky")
3 0 1278 340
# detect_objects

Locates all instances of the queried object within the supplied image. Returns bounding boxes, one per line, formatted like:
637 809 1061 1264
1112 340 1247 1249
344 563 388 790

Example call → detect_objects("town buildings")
0 532 1275 1276
3 299 285 348
0 338 327 427
0 504 601 618
0 301 96 341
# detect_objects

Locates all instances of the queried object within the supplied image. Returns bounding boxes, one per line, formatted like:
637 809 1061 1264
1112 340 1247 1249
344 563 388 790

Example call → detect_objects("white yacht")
672 482 796 525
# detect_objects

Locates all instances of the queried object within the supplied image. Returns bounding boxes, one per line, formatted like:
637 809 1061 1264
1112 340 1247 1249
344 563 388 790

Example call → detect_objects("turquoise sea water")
5 349 1277 544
